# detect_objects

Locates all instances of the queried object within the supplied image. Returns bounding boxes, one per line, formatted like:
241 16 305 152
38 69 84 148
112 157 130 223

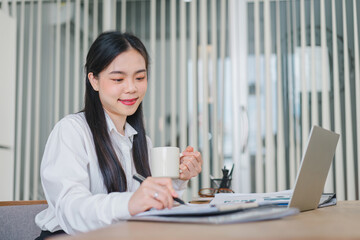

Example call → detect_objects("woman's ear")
88 72 99 91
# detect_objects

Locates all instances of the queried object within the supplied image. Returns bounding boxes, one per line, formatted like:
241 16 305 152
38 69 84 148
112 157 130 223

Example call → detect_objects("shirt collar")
104 111 138 142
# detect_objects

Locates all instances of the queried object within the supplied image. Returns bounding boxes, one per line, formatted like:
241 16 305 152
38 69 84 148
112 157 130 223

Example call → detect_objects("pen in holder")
198 165 234 198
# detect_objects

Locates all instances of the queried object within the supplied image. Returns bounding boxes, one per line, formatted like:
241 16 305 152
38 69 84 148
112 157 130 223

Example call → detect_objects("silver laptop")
288 125 339 212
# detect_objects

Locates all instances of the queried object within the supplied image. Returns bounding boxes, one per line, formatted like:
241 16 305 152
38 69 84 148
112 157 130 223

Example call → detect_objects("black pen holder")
211 177 232 189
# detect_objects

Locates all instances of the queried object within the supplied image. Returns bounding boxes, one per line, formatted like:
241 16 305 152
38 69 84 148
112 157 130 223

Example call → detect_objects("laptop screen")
288 126 339 212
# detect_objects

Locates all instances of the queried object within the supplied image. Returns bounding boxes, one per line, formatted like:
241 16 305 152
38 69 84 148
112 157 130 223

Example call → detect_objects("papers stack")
129 190 336 224
130 200 299 224
210 190 336 208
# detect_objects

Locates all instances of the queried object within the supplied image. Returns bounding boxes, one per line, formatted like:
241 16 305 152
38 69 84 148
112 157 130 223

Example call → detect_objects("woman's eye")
136 77 145 81
113 79 123 82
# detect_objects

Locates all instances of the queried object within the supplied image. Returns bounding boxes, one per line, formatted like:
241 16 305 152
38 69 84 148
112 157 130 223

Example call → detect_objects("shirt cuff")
172 179 188 191
111 192 134 220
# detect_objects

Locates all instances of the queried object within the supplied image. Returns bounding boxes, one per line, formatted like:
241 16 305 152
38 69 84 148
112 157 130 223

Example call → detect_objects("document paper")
210 190 336 207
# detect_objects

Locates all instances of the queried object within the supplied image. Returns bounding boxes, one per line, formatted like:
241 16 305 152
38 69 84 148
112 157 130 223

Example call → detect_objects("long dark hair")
84 32 151 193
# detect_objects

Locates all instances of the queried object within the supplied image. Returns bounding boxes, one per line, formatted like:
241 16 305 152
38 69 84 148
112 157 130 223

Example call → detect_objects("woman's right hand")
128 177 178 216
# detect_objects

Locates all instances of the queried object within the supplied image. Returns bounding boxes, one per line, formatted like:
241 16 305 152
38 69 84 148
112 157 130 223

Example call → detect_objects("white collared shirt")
35 112 187 234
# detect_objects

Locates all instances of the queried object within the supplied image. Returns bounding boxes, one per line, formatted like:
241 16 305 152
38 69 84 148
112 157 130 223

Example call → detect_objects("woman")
35 32 202 238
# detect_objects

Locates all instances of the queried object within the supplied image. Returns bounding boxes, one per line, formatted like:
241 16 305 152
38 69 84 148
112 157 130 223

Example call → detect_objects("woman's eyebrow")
109 69 146 75
135 69 146 74
109 70 126 75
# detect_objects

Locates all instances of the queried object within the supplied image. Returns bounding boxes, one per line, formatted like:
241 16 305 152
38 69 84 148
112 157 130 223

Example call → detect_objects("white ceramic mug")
151 147 182 178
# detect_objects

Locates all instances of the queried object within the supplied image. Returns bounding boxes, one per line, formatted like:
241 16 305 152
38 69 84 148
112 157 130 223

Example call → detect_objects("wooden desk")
54 201 360 240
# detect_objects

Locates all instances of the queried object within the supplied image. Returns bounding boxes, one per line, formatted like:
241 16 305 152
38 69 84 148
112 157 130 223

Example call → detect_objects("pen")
133 173 186 205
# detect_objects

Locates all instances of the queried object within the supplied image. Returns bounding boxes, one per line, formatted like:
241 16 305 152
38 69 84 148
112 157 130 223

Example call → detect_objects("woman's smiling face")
88 48 148 123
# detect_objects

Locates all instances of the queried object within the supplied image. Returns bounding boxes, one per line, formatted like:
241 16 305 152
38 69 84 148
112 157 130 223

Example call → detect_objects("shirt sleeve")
39 117 134 234
145 136 188 197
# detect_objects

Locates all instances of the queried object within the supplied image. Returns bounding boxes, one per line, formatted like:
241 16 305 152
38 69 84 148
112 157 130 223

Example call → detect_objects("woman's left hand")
179 146 203 181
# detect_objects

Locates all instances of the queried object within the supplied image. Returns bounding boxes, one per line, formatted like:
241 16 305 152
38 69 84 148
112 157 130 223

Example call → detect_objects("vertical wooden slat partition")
263 0 275 192
102 0 112 31
300 0 309 150
14 0 24 200
83 0 89 60
331 0 345 200
310 0 318 127
170 0 176 147
160 0 166 147
287 0 296 188
247 0 359 198
33 0 42 200
320 0 334 193
93 0 98 39
180 0 187 152
7 0 213 200
121 0 126 32
190 0 199 197
112 0 116 29
238 0 250 193
353 0 360 200
23 0 34 200
219 0 226 178
64 0 71 116
149 0 156 141
320 0 333 193
211 0 219 178
82 0 89 102
322 1 334 193
200 0 210 188
7 0 360 201
292 0 301 178
254 0 263 193
53 0 61 125
229 0 239 191
276 0 286 191
130 1 135 33
320 0 331 151
140 1 146 38
229 0 249 193
342 0 355 200
74 0 80 111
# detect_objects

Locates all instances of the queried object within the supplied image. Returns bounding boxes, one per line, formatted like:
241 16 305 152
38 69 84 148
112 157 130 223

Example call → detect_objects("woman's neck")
104 109 126 135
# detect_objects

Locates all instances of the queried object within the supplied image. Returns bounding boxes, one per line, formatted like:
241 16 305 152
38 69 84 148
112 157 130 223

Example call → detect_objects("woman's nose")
124 79 136 92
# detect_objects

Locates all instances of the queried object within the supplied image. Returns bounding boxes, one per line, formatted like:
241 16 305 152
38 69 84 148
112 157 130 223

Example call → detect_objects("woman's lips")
118 98 138 106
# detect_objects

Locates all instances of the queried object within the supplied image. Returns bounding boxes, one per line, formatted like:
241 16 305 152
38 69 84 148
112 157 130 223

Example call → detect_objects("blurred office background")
0 0 359 201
